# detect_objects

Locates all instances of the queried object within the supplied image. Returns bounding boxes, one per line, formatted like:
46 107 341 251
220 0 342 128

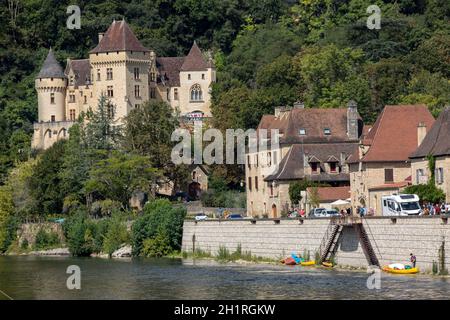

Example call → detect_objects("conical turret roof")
36 49 66 79
181 41 208 71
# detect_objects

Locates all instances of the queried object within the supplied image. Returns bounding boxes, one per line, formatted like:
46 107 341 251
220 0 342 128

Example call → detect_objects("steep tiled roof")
264 143 357 181
181 41 208 71
307 186 350 202
156 57 185 87
410 107 450 158
258 108 362 144
36 49 66 79
360 105 435 162
90 20 149 54
65 59 91 88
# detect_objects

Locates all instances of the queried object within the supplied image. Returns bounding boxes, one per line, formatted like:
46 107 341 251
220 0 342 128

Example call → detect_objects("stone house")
349 105 435 215
410 106 450 203
246 101 363 218
32 20 215 150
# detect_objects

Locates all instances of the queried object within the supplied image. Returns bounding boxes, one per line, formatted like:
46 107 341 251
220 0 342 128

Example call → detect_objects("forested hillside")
0 0 449 184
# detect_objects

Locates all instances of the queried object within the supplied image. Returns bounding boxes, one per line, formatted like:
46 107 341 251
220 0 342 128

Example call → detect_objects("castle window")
97 69 101 81
174 88 179 100
202 74 205 80
69 94 75 103
135 104 140 109
150 72 156 82
107 68 113 80
384 169 394 183
69 109 76 121
190 84 203 102
166 88 170 101
107 86 114 97
299 129 306 136
150 87 156 99
84 96 87 104
188 74 191 80
255 177 259 191
135 85 140 98
134 68 140 80
50 93 55 104
51 115 55 122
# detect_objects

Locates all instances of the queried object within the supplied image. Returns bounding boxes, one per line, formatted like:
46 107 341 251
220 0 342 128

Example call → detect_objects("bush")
0 216 19 253
64 211 96 257
21 239 29 250
102 212 130 256
34 228 60 250
404 183 446 204
141 232 172 257
200 190 246 208
132 199 186 256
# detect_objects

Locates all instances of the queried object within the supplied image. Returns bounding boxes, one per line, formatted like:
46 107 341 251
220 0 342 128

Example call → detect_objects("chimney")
417 122 427 147
293 101 305 109
347 100 359 140
98 33 104 43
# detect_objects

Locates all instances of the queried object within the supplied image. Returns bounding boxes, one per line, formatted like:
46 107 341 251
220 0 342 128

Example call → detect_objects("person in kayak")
410 253 417 268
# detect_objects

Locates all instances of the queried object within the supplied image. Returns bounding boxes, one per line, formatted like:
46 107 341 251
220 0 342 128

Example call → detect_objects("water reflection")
0 256 449 300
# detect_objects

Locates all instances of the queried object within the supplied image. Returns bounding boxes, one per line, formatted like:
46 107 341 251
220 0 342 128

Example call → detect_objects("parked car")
227 214 243 220
325 209 340 217
195 213 208 221
308 208 327 218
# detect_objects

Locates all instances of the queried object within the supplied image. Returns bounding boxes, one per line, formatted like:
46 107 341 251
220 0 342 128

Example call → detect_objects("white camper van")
381 194 422 216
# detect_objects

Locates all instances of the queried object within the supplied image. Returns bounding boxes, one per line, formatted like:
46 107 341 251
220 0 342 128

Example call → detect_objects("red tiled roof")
90 20 149 54
257 107 362 144
368 181 411 191
181 42 208 71
361 105 435 162
156 57 185 87
307 186 350 202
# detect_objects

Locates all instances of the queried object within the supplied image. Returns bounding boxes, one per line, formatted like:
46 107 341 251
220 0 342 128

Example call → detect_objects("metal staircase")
354 223 380 267
318 221 343 263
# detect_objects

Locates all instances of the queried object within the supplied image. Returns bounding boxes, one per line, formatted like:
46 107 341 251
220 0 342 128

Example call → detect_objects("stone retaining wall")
182 216 450 272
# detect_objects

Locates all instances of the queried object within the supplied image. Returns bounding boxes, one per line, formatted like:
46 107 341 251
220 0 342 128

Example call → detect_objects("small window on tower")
135 85 140 98
107 68 113 80
134 68 140 80
150 88 156 99
202 74 205 80
51 115 55 122
188 74 191 80
174 88 179 100
97 69 101 81
50 93 55 104
107 86 114 97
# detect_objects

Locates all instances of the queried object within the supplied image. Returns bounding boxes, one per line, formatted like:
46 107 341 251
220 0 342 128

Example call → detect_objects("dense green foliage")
288 180 331 205
404 183 446 204
132 199 186 256
34 228 60 250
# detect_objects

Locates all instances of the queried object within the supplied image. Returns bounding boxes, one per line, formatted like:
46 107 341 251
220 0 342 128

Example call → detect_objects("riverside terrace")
182 215 450 272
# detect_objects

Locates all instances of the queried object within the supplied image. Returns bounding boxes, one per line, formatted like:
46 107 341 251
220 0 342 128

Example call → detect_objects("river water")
0 256 449 300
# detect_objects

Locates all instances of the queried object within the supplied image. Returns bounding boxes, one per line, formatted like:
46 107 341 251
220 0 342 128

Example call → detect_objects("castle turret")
35 49 67 122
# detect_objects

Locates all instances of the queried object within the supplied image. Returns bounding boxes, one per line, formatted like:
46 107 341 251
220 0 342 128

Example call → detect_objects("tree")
404 184 445 204
80 95 121 150
84 151 160 208
28 140 67 215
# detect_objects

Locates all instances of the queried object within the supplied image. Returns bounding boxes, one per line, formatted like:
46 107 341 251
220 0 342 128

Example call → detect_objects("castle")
32 20 216 150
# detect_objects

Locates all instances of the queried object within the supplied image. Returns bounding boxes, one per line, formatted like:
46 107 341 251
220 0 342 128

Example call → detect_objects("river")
0 256 449 300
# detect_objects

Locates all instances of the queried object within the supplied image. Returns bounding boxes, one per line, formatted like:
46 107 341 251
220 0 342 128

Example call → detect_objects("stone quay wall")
182 216 450 272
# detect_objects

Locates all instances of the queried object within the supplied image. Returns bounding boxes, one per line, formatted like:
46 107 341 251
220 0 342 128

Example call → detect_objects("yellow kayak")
322 262 333 268
382 266 419 274
300 260 315 266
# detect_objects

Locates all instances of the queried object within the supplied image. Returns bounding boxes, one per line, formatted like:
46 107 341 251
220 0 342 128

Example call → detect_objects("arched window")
190 84 203 102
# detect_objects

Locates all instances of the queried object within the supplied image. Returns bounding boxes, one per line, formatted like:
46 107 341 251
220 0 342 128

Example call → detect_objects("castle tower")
35 49 67 122
89 20 152 122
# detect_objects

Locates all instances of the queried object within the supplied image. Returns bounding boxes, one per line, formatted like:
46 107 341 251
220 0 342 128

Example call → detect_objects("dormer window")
330 162 337 173
299 129 306 136
324 128 331 135
311 162 319 174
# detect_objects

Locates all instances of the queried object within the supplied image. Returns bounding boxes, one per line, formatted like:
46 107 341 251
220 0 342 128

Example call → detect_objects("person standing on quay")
410 253 417 268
